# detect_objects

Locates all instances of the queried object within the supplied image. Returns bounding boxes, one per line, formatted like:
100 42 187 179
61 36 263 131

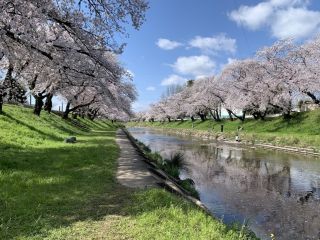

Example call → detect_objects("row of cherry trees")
140 38 320 122
0 0 148 120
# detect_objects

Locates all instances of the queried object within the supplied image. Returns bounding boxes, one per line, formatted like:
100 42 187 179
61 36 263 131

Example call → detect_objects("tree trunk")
0 95 3 114
214 109 221 121
283 112 291 120
226 109 234 121
198 113 206 121
87 111 92 120
260 110 267 120
283 101 292 120
33 94 44 116
209 110 215 121
4 64 13 103
191 116 195 122
305 91 320 105
240 111 246 122
87 109 99 120
209 109 221 122
90 109 99 120
88 114 93 120
227 109 246 121
63 101 71 119
44 93 53 113
252 112 259 120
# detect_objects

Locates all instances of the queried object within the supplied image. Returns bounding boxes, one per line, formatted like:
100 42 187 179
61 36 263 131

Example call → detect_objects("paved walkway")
116 129 158 188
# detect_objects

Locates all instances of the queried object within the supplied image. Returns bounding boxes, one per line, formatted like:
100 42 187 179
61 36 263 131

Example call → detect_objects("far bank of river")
127 121 320 156
127 127 320 240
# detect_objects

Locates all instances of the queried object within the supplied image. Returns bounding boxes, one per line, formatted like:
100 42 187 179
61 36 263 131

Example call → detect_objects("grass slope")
0 104 255 240
127 110 320 150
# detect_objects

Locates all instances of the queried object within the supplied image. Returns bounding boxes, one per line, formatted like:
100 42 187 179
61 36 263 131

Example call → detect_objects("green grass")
127 110 320 151
0 104 257 240
134 139 199 198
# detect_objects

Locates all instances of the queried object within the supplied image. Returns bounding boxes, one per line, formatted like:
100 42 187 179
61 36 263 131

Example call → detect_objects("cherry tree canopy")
0 0 148 118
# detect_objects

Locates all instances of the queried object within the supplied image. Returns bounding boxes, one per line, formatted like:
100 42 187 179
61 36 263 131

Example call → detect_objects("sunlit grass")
0 104 257 239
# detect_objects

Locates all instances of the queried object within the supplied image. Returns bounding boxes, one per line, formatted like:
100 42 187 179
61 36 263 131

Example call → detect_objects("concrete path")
116 129 158 188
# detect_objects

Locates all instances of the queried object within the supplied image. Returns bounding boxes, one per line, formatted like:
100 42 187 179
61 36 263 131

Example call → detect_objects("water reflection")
128 127 320 240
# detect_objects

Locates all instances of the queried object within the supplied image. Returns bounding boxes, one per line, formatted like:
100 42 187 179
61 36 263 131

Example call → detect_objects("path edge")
120 127 215 218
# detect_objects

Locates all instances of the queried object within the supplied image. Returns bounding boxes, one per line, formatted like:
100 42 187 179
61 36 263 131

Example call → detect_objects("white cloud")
272 8 320 39
156 38 183 50
161 75 187 86
229 0 318 39
270 0 309 7
189 34 237 54
171 55 215 78
229 2 273 30
146 86 156 91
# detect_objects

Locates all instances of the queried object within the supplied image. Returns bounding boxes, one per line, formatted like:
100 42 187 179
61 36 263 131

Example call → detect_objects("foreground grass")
0 104 255 240
127 110 320 150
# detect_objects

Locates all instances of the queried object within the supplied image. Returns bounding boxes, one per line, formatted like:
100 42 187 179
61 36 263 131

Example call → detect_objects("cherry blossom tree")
184 77 222 121
294 36 320 104
0 57 27 113
217 59 274 121
0 0 148 117
256 40 300 119
0 0 148 65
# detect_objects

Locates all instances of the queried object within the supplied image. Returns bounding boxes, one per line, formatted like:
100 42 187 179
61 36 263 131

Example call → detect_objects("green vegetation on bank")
133 139 199 198
127 109 320 151
0 104 257 240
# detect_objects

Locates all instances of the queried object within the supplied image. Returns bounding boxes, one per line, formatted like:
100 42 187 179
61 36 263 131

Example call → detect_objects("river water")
127 127 320 240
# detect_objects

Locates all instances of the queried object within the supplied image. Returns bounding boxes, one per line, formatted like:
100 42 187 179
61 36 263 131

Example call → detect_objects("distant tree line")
137 39 320 122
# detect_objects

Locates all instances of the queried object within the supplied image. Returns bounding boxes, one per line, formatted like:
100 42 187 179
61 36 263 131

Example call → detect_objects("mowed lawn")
127 109 320 150
0 105 256 240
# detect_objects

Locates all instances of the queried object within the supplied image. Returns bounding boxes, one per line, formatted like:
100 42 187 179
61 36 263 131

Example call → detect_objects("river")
127 127 320 240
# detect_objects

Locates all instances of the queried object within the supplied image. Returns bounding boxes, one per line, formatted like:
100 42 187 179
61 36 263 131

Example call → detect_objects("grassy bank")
0 104 256 240
127 110 320 151
133 138 199 198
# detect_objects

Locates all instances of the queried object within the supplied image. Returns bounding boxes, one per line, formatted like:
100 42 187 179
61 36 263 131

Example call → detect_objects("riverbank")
127 109 320 153
0 104 256 239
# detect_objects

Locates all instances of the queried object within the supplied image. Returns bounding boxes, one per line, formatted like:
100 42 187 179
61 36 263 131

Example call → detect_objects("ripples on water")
128 127 320 240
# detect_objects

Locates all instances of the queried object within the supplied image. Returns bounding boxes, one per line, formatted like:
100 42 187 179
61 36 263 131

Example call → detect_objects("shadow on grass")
58 118 92 134
87 119 116 130
91 120 112 129
0 132 124 239
46 115 87 135
264 112 309 133
0 142 23 151
175 120 185 126
2 112 63 141
0 131 197 239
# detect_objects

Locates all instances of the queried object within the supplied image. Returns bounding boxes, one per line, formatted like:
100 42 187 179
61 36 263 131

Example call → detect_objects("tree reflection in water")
128 127 320 240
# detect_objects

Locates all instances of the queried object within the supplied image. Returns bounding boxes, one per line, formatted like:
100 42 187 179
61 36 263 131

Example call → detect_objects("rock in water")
64 136 77 143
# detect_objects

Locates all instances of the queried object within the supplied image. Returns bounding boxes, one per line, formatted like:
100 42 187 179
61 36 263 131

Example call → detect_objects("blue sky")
120 0 320 112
